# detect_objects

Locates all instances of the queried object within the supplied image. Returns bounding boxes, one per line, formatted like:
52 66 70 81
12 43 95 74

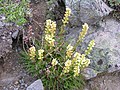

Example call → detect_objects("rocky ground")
0 51 36 90
0 1 46 90
86 71 120 90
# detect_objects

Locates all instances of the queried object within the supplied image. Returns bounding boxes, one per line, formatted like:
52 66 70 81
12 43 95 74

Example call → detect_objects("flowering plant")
21 7 95 90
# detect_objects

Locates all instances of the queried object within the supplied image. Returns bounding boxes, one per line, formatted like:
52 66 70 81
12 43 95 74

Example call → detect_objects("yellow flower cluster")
72 52 81 76
66 44 74 58
62 7 71 26
63 59 72 73
80 54 90 68
29 46 36 60
79 23 89 42
85 40 95 55
65 59 72 67
72 52 81 63
72 52 90 76
63 36 94 76
73 66 80 77
51 58 58 66
38 49 44 60
45 19 56 47
45 35 55 47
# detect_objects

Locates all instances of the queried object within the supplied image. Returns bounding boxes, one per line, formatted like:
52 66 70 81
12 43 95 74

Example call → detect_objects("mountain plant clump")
20 7 95 90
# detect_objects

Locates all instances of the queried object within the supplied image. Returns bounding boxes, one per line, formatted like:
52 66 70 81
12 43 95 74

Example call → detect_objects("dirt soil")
86 71 120 90
0 51 36 90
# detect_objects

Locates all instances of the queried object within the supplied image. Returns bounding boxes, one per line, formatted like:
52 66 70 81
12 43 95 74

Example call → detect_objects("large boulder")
65 0 113 25
66 16 120 79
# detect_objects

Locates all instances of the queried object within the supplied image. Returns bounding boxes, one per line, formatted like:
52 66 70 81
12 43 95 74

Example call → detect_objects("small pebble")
20 86 24 89
14 81 19 85
25 84 28 87
21 83 25 86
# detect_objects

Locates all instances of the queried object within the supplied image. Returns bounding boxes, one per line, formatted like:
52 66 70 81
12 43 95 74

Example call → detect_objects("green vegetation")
0 0 30 26
108 0 120 6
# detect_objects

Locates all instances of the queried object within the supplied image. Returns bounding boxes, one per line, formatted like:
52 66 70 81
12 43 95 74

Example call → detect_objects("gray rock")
0 21 5 28
82 68 98 80
65 0 113 25
27 79 44 90
65 15 120 79
0 15 6 20
88 48 110 72
94 18 120 73
12 30 19 39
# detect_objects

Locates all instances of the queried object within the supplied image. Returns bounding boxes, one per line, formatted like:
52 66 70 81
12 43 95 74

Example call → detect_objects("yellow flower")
49 40 55 47
66 44 74 58
72 53 91 69
66 51 73 58
51 58 58 66
83 59 90 67
66 7 71 16
45 19 56 47
45 34 52 41
29 46 36 52
51 21 56 29
73 66 80 77
45 19 56 34
79 23 89 42
46 19 52 27
80 54 86 64
63 66 70 73
85 40 95 55
38 49 44 60
29 46 36 60
72 52 81 64
67 44 73 51
65 59 72 67
73 52 81 58
45 34 55 46
62 7 71 26
80 54 90 68
82 23 89 32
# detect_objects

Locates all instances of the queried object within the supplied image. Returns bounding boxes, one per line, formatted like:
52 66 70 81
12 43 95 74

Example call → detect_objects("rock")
94 18 120 73
88 48 110 73
12 30 19 39
0 15 6 20
65 0 113 25
65 15 120 79
82 68 98 80
0 21 5 28
14 81 19 85
27 79 44 90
